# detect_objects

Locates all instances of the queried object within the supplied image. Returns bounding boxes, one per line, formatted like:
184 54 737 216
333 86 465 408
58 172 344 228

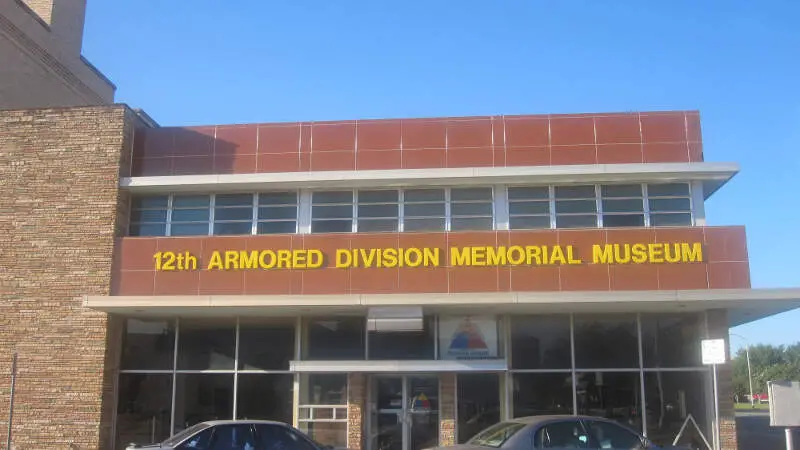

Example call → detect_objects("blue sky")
82 0 799 352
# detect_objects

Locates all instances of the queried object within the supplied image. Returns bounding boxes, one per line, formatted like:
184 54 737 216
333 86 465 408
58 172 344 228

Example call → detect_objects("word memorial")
152 241 704 271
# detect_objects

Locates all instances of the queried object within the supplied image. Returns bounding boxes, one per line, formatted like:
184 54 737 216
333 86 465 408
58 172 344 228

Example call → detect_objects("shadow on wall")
130 126 244 176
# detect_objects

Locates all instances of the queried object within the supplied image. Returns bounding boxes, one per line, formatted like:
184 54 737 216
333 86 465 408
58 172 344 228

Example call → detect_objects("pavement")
736 410 799 450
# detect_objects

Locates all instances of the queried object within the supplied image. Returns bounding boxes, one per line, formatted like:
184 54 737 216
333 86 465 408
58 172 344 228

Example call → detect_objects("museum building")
3 106 800 450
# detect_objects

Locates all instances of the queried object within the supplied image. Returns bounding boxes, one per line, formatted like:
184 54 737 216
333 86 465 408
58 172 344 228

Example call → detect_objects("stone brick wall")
706 309 738 450
0 105 144 449
439 373 456 447
347 373 366 450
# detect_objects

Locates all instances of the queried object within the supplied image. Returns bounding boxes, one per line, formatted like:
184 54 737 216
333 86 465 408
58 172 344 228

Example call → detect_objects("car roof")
507 415 620 425
199 420 290 427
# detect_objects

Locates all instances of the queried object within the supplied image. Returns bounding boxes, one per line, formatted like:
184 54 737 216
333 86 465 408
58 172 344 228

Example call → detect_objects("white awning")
288 359 507 373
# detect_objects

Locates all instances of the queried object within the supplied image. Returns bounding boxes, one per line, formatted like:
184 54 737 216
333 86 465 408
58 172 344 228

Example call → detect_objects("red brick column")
439 373 456 446
347 373 366 450
707 309 738 450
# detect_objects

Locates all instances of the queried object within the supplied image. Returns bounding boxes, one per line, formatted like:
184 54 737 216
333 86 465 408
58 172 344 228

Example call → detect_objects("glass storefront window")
512 373 574 417
238 319 295 370
641 313 703 368
457 374 500 443
116 373 172 448
574 314 639 369
370 316 435 360
576 372 642 433
173 374 234 431
510 315 571 369
644 371 708 448
304 317 365 360
236 374 294 423
120 318 175 370
177 319 236 370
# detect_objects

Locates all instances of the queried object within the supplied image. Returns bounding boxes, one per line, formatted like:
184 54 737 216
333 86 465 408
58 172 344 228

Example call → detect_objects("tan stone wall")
347 373 366 450
439 373 456 446
707 309 738 450
0 105 142 450
21 0 52 23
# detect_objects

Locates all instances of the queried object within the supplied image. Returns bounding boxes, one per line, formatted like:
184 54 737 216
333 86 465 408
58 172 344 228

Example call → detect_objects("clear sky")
82 0 799 353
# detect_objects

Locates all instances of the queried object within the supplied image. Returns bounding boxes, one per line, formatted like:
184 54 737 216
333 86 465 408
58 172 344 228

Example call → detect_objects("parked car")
125 419 342 450
432 415 691 450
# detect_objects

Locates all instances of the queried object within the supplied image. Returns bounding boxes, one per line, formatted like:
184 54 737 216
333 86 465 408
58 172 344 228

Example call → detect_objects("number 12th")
153 251 198 271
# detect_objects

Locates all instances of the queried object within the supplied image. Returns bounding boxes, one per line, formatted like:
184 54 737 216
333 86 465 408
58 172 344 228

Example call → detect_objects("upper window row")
128 183 694 236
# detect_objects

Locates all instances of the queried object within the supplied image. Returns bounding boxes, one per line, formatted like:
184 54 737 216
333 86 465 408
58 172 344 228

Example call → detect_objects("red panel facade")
129 111 703 177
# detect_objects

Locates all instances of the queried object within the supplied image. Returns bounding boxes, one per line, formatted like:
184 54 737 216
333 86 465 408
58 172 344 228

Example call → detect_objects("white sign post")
702 338 727 450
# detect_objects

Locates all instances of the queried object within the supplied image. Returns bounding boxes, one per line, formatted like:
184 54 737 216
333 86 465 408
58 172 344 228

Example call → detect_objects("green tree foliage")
731 343 800 400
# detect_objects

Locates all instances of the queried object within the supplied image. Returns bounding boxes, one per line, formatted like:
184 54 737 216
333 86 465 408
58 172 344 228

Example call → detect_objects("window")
601 184 644 227
312 191 353 233
585 420 645 449
357 190 399 232
120 318 175 370
175 427 213 449
207 424 257 450
554 185 597 228
298 374 348 447
458 374 501 443
467 421 526 448
508 186 551 230
255 424 318 450
513 373 574 417
213 193 253 235
573 314 638 369
648 183 692 226
129 195 168 236
171 195 211 236
534 420 590 448
303 317 365 360
450 187 493 230
258 192 298 234
511 315 571 369
403 188 446 231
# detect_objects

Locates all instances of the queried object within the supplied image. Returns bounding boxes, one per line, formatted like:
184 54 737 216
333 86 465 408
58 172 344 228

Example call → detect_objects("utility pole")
730 333 755 408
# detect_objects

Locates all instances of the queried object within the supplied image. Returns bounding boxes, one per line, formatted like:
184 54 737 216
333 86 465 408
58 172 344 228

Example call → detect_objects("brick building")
2 105 799 450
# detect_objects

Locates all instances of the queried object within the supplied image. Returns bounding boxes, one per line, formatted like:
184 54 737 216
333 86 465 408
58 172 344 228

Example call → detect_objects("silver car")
125 419 339 450
434 415 690 450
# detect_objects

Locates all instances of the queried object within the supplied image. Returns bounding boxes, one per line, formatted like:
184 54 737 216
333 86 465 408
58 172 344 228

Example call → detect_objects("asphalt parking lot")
736 410 799 450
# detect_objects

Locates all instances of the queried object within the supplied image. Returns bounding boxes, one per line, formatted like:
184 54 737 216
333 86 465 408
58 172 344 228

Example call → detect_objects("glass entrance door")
369 375 439 450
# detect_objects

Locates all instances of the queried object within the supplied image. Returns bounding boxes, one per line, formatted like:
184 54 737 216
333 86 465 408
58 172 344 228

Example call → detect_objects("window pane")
644 371 708 448
358 204 398 218
513 373 574 417
508 186 548 200
556 199 596 214
214 221 252 236
259 192 297 205
214 207 252 221
129 223 167 236
173 195 210 208
404 189 445 202
602 199 643 213
238 320 295 370
313 204 352 219
451 188 493 201
177 319 236 370
602 214 645 227
404 218 446 231
215 193 253 207
509 216 551 230
311 220 352 233
451 217 493 231
369 317 435 360
641 313 703 367
237 374 294 423
511 315 571 369
132 196 168 209
300 374 347 405
555 185 595 199
171 209 210 222
258 221 297 234
457 374 500 443
313 191 353 204
602 184 643 198
131 209 168 222
576 372 642 432
650 213 692 226
207 424 257 449
649 198 691 212
170 223 209 236
509 201 549 215
257 424 319 450
556 215 597 228
116 374 172 448
121 318 175 370
358 219 398 232
359 190 398 203
585 419 643 448
648 183 690 197
574 314 638 368
404 203 445 217
304 317 365 360
259 205 297 220
451 202 492 216
174 374 233 430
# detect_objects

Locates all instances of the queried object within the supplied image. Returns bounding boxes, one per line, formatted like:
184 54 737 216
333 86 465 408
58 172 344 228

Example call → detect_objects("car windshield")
467 422 526 448
160 422 212 446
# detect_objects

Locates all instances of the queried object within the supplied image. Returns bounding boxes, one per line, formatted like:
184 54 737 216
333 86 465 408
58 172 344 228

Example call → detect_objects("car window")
208 424 258 450
255 424 318 450
467 421 527 448
177 428 213 449
534 420 590 449
168 423 213 447
585 420 644 450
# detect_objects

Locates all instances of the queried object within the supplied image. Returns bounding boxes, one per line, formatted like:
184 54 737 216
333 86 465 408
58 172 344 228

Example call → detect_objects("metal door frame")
367 374 438 450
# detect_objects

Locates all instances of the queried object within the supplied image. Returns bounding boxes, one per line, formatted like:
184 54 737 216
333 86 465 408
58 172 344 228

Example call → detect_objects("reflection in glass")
457 374 500 443
173 374 234 431
304 317 365 360
408 376 440 450
300 423 347 448
369 317 435 360
644 371 708 448
298 374 348 446
236 374 293 423
238 319 295 370
177 319 236 370
511 315 571 369
574 314 638 368
121 318 175 370
641 313 703 368
116 374 172 448
512 373 574 417
576 372 641 433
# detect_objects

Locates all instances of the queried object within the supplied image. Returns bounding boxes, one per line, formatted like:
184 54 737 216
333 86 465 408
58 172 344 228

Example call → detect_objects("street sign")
701 338 726 365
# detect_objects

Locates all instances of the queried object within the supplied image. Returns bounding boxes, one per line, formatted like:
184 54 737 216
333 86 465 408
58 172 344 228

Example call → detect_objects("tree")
731 342 800 400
